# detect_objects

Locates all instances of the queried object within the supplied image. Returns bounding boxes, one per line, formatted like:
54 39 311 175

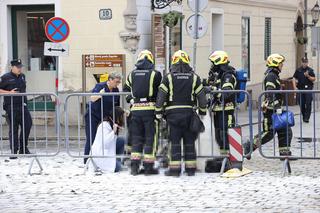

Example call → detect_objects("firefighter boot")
185 168 196 176
143 162 159 175
165 168 181 177
243 138 259 160
130 160 140 176
243 141 251 159
279 150 298 161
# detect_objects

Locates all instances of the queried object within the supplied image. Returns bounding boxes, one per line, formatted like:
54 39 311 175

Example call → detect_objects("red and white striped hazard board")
228 127 243 162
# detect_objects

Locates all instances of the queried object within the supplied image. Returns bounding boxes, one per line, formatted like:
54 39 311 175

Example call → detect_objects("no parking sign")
45 17 70 43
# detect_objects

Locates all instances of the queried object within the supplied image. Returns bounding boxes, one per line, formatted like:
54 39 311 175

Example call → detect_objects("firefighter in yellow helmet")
244 53 293 159
123 50 162 175
155 50 207 176
207 50 237 156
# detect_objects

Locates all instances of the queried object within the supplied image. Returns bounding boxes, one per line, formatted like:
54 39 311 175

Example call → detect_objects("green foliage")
162 11 184 28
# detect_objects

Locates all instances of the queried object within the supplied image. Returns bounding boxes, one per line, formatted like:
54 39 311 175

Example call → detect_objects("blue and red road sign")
45 17 70 43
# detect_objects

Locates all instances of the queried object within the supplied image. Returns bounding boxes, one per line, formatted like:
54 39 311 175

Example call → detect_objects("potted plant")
296 36 308 45
162 11 184 28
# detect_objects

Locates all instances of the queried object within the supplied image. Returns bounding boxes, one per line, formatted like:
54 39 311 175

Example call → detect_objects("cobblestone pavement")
0 108 320 212
0 148 319 213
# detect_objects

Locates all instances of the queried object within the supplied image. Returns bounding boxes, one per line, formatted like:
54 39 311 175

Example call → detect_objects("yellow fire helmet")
137 50 154 64
99 73 109 83
171 50 191 65
266 53 285 67
209 51 229 66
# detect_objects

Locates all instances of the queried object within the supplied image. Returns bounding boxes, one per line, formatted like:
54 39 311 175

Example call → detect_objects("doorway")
11 5 56 93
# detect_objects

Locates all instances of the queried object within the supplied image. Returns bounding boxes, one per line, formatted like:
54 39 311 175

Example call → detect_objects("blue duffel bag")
272 110 295 130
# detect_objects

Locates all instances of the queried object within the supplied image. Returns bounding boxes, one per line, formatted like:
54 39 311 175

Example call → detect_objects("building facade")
138 0 318 104
0 0 318 101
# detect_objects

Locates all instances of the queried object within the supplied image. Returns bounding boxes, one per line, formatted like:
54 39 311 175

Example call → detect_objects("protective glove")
211 86 217 91
130 99 135 105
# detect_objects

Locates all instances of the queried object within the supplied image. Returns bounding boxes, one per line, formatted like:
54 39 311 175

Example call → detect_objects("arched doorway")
295 15 304 69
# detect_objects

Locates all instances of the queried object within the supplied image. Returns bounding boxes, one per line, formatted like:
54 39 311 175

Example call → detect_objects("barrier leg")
282 158 292 177
219 157 229 175
28 157 43 176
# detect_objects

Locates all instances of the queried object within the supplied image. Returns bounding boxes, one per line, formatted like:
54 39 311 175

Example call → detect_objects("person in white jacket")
90 107 125 173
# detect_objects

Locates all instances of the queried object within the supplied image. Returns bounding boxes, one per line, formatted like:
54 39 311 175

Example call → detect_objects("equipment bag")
235 69 248 104
205 158 230 173
189 111 205 133
221 69 248 104
272 110 295 130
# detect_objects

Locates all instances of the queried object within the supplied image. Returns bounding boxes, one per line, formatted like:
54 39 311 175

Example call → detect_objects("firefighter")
155 50 207 177
208 51 237 155
123 50 162 176
244 54 293 159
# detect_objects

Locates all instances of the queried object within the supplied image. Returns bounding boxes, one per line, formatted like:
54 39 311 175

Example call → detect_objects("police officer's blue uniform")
84 82 120 164
0 60 32 154
294 65 315 122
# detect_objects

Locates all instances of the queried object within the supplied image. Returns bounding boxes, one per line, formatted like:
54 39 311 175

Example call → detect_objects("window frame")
241 16 251 80
264 17 272 60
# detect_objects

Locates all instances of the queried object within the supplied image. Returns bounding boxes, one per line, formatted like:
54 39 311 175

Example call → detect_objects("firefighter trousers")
166 111 198 171
213 110 235 153
130 112 159 164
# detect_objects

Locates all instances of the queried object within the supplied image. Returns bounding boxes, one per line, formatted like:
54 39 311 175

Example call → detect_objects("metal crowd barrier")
64 91 253 174
197 90 253 173
257 90 320 176
0 93 60 175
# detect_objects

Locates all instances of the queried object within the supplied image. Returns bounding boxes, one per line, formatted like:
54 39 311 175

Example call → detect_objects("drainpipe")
305 0 308 57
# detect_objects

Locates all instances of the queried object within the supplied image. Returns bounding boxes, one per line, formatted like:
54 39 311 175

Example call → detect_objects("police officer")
208 51 237 155
155 50 207 177
84 72 122 164
293 57 316 123
0 59 32 158
244 54 293 159
123 50 162 175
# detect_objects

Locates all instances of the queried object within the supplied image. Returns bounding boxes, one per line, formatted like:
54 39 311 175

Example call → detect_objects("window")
152 14 183 74
170 17 182 54
265 18 272 60
27 12 56 71
241 17 250 79
168 16 183 69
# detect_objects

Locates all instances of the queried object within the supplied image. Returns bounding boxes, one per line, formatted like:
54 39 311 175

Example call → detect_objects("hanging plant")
162 11 184 28
296 37 308 45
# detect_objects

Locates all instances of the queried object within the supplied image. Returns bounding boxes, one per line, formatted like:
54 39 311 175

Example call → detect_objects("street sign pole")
192 0 199 71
